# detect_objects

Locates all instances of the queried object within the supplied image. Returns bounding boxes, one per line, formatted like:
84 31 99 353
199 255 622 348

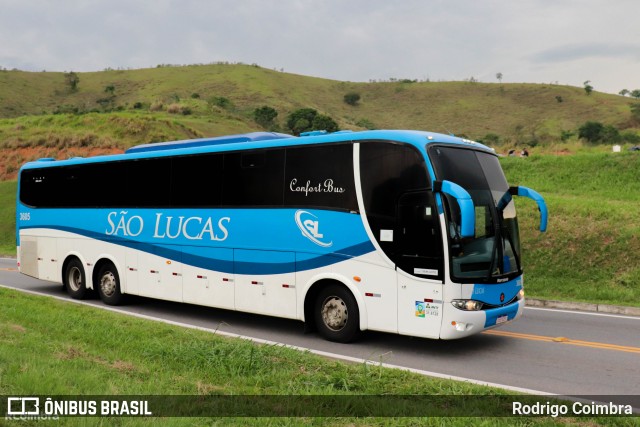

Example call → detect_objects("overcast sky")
1 0 639 94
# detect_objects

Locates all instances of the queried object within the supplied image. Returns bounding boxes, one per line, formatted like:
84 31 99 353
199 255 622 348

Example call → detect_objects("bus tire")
314 284 361 343
64 258 89 300
96 262 124 306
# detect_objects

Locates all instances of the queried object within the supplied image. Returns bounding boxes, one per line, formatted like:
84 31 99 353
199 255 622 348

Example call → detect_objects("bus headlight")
516 289 525 301
451 299 484 311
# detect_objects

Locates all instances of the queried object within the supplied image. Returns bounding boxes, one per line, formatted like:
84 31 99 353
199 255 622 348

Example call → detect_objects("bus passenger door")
395 191 445 339
234 249 297 319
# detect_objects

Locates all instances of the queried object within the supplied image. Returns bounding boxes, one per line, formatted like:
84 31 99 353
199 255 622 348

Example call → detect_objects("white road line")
1 283 554 396
525 306 640 321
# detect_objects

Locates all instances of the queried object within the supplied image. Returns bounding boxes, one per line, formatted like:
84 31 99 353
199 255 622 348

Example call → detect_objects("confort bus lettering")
105 211 230 241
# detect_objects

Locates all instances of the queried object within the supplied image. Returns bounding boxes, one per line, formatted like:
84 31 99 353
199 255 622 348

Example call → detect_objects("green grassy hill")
502 153 640 305
1 63 638 141
1 64 638 179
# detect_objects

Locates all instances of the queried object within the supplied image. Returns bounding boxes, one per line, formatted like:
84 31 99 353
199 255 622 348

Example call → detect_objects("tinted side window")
222 149 285 206
360 141 430 219
284 143 357 211
125 157 172 207
20 167 59 207
171 153 223 207
69 163 128 206
20 163 127 207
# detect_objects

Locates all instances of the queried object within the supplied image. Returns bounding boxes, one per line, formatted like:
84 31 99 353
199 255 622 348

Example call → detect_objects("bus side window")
222 149 285 207
284 143 357 212
171 153 223 207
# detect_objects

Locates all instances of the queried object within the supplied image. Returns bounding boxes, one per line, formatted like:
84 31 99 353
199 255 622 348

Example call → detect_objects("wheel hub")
68 267 82 292
100 272 117 297
321 296 348 331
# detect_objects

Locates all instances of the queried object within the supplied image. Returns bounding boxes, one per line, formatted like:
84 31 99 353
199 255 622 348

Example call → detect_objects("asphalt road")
1 257 638 409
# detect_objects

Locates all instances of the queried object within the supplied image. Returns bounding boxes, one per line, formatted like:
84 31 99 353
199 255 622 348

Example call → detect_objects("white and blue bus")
16 130 547 342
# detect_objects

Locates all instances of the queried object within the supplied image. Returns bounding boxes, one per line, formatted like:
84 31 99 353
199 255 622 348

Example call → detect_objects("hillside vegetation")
1 64 639 178
503 153 640 305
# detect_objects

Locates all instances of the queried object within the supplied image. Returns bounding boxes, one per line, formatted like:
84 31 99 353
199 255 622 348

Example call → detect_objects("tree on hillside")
496 72 503 83
631 89 640 100
619 89 630 97
253 106 278 130
578 121 619 144
583 80 593 96
343 92 361 106
311 114 339 133
285 108 339 135
65 71 80 92
286 108 318 135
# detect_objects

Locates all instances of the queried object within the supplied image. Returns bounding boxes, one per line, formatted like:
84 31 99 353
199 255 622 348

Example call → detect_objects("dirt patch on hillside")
0 146 124 180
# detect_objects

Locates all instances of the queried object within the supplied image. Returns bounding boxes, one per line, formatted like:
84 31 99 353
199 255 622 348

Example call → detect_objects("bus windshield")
429 145 522 283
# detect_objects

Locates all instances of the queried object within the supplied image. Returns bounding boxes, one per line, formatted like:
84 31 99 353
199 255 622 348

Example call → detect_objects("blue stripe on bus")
483 303 520 328
471 277 522 306
24 225 375 275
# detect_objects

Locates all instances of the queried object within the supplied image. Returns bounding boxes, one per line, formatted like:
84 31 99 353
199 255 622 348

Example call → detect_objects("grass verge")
503 153 640 306
1 287 629 426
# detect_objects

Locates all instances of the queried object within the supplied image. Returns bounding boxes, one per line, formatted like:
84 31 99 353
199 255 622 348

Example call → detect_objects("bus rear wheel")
96 262 124 306
314 284 361 343
64 258 89 299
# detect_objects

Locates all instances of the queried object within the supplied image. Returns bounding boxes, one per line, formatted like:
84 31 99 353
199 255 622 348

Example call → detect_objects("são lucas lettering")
289 178 345 196
105 211 230 241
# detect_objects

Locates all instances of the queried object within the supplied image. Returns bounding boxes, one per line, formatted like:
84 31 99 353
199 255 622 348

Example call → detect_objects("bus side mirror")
433 180 475 238
509 186 548 232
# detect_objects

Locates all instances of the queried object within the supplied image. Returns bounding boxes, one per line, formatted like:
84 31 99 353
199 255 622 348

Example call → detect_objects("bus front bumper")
439 298 525 340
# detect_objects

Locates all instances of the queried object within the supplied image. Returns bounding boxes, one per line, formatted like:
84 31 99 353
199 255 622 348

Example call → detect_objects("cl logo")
295 210 333 247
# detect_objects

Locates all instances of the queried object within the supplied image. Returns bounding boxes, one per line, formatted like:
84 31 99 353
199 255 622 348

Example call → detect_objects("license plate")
496 315 508 324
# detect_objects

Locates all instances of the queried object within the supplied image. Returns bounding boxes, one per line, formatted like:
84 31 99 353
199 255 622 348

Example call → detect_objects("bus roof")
124 131 295 154
20 129 494 170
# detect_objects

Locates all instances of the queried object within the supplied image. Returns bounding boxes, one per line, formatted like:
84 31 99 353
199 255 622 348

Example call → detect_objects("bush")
355 118 375 129
578 121 620 144
560 130 574 141
311 114 339 133
286 108 319 135
149 101 164 112
285 108 339 135
481 133 501 145
208 96 233 110
621 131 640 143
343 92 361 106
167 103 192 115
253 106 278 129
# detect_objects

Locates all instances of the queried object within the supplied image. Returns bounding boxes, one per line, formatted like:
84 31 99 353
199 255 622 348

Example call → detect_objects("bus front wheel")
96 262 124 306
64 258 89 300
314 284 361 343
